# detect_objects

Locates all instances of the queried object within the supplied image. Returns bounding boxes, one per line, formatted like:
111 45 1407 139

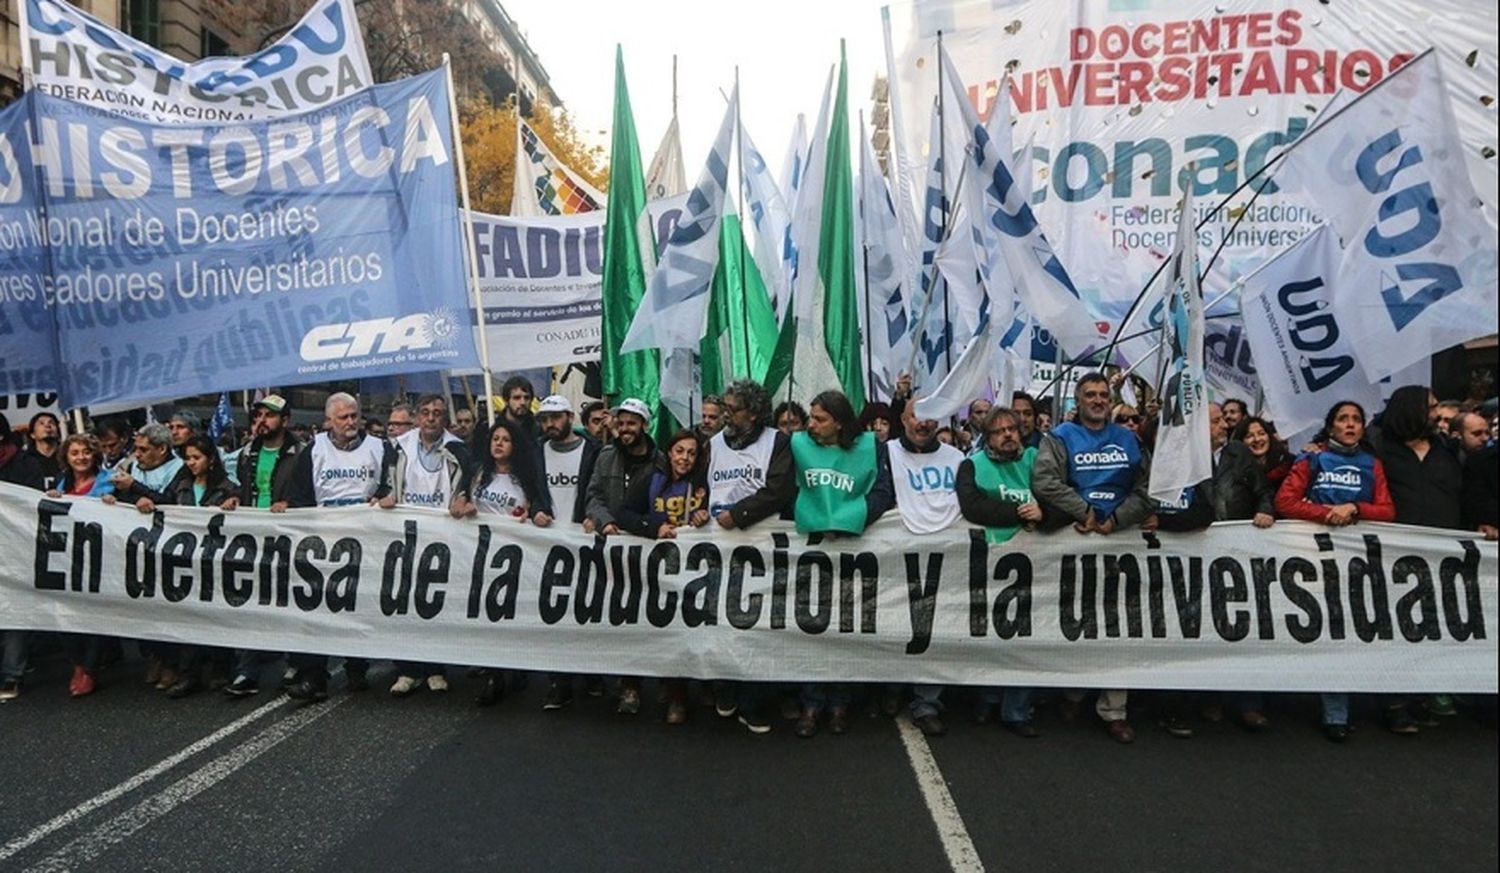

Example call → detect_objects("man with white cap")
537 394 599 525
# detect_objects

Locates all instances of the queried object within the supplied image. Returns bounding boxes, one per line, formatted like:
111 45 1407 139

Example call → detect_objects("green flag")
817 42 865 410
599 47 659 409
701 215 779 394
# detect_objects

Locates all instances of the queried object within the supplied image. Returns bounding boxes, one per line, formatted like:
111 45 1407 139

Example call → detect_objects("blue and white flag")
739 122 792 320
1280 52 1497 380
620 87 737 354
29 69 479 409
910 99 953 387
0 98 59 398
207 392 232 441
1239 224 1381 441
778 113 808 219
1149 188 1213 502
858 114 912 401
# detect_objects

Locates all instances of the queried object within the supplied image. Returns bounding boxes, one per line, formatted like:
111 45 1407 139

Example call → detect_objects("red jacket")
1274 450 1397 523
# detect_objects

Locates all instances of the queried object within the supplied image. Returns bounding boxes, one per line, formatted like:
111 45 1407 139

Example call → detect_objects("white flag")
1281 52 1497 380
858 116 913 401
620 88 737 353
739 123 794 320
1239 225 1382 441
646 116 688 199
910 100 954 387
512 118 606 217
1149 189 1213 502
779 114 809 215
913 322 994 423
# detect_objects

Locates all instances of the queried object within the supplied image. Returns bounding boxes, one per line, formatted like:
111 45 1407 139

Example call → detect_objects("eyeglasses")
1115 414 1143 425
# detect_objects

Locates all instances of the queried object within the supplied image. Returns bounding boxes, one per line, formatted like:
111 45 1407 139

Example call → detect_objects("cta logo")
300 309 458 362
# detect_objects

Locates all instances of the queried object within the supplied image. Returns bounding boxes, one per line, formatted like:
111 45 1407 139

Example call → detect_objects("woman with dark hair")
451 418 554 525
790 390 894 738
45 434 116 697
774 401 808 435
1231 416 1292 487
1375 386 1463 530
859 401 893 442
1275 400 1397 741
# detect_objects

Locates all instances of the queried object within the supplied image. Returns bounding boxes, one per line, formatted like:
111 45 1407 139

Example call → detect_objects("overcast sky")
498 0 893 177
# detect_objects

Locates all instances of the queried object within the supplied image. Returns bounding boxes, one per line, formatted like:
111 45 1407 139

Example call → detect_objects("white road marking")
24 697 348 873
0 695 291 862
896 717 987 873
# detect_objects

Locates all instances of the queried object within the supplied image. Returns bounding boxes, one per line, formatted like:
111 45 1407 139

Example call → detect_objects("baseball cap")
612 398 652 423
536 395 572 415
254 394 289 415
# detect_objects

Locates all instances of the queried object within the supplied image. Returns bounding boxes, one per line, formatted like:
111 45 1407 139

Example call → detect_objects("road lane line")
896 717 987 873
0 695 291 863
24 697 348 873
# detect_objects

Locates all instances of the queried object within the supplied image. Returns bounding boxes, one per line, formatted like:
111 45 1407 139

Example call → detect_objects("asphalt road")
1 649 1495 873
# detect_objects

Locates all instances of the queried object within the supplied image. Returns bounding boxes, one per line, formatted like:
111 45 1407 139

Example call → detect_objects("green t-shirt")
253 449 278 509
791 431 878 534
969 446 1036 544
192 482 206 505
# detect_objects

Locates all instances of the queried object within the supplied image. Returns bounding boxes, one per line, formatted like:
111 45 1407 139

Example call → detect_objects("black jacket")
287 434 396 509
1461 444 1498 530
1374 432 1464 529
235 436 305 508
163 470 237 507
0 447 48 490
1213 441 1273 521
617 457 708 538
1155 478 1216 532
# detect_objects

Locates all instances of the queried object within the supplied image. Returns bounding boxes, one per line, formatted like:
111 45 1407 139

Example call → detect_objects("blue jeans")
800 683 852 712
910 685 943 719
2 630 26 681
1000 688 1035 724
1321 693 1350 726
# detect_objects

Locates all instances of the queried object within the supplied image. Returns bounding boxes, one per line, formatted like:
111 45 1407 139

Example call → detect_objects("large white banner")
2 483 1495 692
887 0 1499 333
20 0 373 124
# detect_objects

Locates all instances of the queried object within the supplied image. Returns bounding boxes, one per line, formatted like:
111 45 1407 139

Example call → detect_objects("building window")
202 29 232 58
123 0 161 48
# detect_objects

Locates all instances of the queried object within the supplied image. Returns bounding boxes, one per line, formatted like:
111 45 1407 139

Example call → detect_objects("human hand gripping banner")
25 69 479 409
1 482 1494 693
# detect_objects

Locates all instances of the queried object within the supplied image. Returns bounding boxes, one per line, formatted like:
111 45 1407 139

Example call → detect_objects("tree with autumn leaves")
458 99 609 214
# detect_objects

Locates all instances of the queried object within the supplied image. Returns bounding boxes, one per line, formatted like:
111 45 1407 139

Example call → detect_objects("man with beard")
1032 372 1153 744
706 379 798 733
537 395 599 525
284 393 396 700
889 401 967 736
697 395 725 440
451 406 476 441
581 401 613 442
1455 411 1497 540
219 395 304 698
499 375 539 443
1011 391 1043 450
25 412 61 490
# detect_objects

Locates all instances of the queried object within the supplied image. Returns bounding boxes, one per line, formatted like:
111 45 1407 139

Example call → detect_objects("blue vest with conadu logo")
1304 448 1377 505
1054 421 1141 518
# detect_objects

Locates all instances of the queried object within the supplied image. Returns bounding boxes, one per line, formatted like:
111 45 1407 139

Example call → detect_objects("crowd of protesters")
1 372 1496 744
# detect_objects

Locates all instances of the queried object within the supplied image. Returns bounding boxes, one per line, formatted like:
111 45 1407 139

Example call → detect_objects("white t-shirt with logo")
310 432 385 506
397 430 460 509
888 441 964 533
543 439 586 519
473 471 528 517
708 428 777 516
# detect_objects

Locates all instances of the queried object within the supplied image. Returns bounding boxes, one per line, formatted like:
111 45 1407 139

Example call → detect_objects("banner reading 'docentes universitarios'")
2 483 1494 693
20 0 374 124
5 69 480 410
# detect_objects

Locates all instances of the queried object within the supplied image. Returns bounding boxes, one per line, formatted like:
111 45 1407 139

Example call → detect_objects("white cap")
536 394 572 415
612 398 652 423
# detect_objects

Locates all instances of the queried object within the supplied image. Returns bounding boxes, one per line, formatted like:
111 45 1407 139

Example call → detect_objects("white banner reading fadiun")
3 484 1495 692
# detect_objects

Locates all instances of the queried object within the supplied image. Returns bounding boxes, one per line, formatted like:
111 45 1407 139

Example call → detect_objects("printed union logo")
1075 444 1130 467
1315 465 1365 489
300 309 458 362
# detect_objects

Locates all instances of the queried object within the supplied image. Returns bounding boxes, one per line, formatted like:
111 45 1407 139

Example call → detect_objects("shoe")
794 708 819 738
542 681 573 711
879 689 902 718
666 700 688 725
1385 706 1420 735
1323 723 1351 743
345 670 370 693
207 672 231 691
155 668 179 691
617 687 641 715
1059 698 1081 722
583 676 606 698
389 675 420 697
778 695 801 721
913 713 946 737
828 707 849 736
1106 720 1135 744
1237 710 1270 732
1159 714 1194 739
426 675 449 693
143 658 163 687
1426 694 1457 717
713 683 739 718
1004 720 1041 739
1201 703 1225 723
224 675 260 698
281 667 298 690
166 676 203 699
475 675 503 707
69 666 85 696
286 677 329 702
71 669 96 698
0 679 19 702
738 711 772 734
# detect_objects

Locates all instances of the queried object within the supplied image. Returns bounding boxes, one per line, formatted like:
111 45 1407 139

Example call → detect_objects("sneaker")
1106 720 1136 744
166 676 203 699
281 667 298 690
286 677 329 702
738 711 773 734
1427 694 1457 717
155 667 179 691
426 674 449 693
583 676 605 698
913 713 946 737
713 684 739 717
1004 720 1041 739
1159 714 1194 739
665 700 688 725
617 687 641 715
0 679 20 702
71 669 96 698
542 681 573 711
224 675 260 698
389 675 421 697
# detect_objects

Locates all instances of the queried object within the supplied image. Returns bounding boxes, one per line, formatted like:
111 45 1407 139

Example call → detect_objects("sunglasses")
1115 414 1143 425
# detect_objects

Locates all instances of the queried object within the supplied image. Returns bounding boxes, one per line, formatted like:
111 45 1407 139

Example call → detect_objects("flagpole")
444 53 499 427
935 30 953 375
733 67 752 380
859 111 877 400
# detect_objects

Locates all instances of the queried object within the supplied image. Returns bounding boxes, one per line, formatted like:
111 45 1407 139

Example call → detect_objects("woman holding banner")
1275 400 1397 742
44 435 116 697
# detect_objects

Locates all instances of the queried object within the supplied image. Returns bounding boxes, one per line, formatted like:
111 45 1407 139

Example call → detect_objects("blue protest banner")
28 68 478 409
0 98 62 398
